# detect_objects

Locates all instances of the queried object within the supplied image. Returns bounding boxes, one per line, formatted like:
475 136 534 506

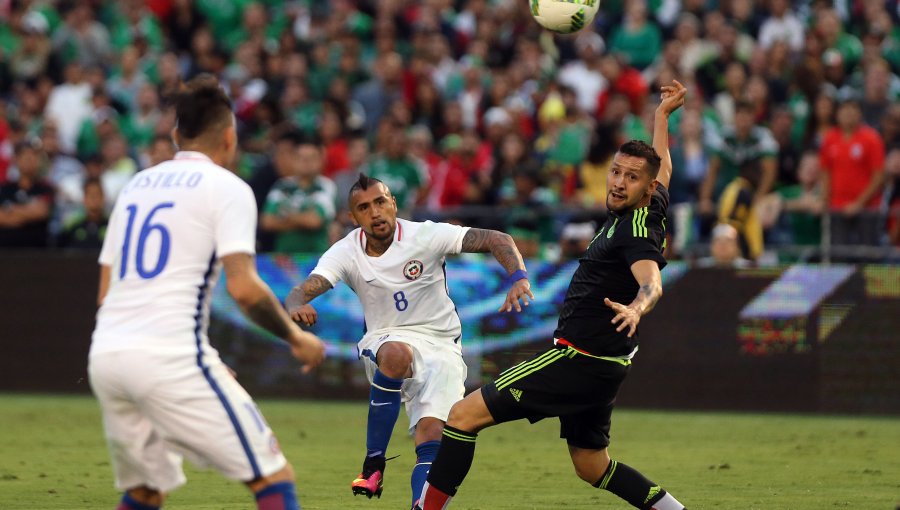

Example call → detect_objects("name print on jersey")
122 170 204 194
403 260 424 281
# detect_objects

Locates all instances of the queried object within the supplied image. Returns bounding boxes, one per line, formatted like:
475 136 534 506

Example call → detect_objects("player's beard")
367 219 395 241
606 190 630 213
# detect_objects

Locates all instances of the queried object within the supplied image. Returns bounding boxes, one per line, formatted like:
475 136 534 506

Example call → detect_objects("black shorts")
481 345 630 450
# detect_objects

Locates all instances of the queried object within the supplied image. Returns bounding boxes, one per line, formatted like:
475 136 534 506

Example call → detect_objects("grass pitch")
0 394 898 509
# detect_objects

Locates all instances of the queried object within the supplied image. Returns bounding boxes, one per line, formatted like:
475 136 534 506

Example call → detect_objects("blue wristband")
509 269 528 283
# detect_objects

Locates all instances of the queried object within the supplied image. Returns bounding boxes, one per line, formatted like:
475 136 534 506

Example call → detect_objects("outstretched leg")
353 341 412 499
417 389 496 510
569 446 685 510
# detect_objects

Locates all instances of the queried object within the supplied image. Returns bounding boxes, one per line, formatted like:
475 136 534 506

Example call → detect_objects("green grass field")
0 394 898 510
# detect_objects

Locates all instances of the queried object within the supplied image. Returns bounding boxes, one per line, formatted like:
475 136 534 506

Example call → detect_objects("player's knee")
446 400 480 433
415 417 444 443
376 342 413 378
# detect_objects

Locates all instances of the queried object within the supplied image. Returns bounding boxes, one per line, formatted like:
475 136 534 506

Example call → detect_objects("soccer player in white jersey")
285 174 534 508
89 75 325 510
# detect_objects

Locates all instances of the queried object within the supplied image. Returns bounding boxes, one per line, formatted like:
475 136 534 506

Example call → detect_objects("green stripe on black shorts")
481 346 630 450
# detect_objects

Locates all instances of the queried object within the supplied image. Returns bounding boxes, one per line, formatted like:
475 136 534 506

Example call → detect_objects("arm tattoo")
461 228 493 252
246 294 293 339
461 228 525 275
285 274 333 310
635 282 663 315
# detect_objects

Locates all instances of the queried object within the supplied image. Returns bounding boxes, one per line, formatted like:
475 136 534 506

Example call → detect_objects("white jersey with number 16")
91 151 257 358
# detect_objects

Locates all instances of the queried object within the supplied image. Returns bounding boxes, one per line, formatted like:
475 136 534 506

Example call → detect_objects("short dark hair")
174 74 233 140
348 173 386 202
838 97 862 110
618 140 661 178
13 140 41 156
274 128 305 147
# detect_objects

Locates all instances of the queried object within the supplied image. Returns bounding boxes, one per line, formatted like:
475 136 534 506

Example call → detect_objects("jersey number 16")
119 202 174 279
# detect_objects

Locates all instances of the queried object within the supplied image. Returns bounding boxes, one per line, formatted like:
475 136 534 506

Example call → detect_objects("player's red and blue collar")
174 151 213 162
358 220 403 250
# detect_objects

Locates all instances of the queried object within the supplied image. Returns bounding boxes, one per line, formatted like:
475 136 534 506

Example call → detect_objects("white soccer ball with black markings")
530 0 601 34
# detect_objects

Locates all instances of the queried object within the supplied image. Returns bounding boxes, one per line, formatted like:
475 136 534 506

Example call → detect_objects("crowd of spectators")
1 0 900 263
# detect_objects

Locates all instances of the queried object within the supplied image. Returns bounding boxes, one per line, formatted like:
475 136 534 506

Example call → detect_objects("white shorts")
359 331 467 433
88 350 287 492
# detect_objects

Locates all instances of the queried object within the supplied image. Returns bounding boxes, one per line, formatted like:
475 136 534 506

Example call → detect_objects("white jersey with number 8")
311 218 469 342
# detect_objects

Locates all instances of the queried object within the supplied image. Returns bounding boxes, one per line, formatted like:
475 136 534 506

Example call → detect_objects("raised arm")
652 80 687 189
285 274 334 326
603 259 663 338
461 228 535 312
223 252 325 372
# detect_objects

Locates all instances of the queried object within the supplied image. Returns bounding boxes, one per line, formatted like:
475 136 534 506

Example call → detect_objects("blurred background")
0 0 898 415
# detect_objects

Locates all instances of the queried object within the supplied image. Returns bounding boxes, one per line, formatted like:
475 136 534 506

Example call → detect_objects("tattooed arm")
460 228 526 274
222 253 325 371
285 274 334 326
603 260 664 338
460 228 534 312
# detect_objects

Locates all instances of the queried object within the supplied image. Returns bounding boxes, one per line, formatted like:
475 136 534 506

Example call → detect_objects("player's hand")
656 79 687 117
500 278 535 313
604 298 641 338
289 303 318 326
289 330 326 374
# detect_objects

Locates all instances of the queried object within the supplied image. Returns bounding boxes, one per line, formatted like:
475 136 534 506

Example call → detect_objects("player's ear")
223 124 237 151
347 210 359 227
647 178 658 197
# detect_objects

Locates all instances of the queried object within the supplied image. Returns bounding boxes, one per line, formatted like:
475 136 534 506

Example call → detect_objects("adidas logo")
644 485 662 504
510 388 523 402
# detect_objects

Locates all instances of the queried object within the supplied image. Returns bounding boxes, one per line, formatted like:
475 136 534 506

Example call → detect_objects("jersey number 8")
393 291 409 312
120 202 174 279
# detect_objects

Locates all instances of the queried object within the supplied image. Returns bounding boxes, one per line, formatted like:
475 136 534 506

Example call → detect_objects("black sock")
593 459 667 509
424 425 478 497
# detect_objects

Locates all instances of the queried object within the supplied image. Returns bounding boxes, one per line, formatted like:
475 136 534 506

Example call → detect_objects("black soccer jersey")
553 184 669 357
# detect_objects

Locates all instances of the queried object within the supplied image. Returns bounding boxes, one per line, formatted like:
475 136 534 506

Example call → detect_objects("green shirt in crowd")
608 22 662 70
777 185 821 246
709 125 778 197
365 156 426 211
263 177 335 253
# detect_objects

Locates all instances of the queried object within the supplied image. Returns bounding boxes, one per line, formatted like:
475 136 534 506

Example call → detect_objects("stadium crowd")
1 0 899 263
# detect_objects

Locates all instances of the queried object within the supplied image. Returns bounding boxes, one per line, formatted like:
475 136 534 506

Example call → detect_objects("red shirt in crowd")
596 67 649 118
819 125 885 209
323 139 349 178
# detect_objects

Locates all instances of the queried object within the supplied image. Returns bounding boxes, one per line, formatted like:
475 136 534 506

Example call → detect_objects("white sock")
651 491 685 510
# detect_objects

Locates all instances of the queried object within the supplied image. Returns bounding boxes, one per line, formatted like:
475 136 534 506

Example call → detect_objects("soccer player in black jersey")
416 80 689 510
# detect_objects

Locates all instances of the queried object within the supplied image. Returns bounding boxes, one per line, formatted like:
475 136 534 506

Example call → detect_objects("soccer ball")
530 0 601 34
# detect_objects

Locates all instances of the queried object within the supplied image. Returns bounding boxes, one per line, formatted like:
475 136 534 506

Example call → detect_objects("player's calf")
248 464 300 510
590 458 685 510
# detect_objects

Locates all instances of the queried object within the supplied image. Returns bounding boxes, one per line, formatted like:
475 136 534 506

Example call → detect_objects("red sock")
255 492 286 510
420 481 453 510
